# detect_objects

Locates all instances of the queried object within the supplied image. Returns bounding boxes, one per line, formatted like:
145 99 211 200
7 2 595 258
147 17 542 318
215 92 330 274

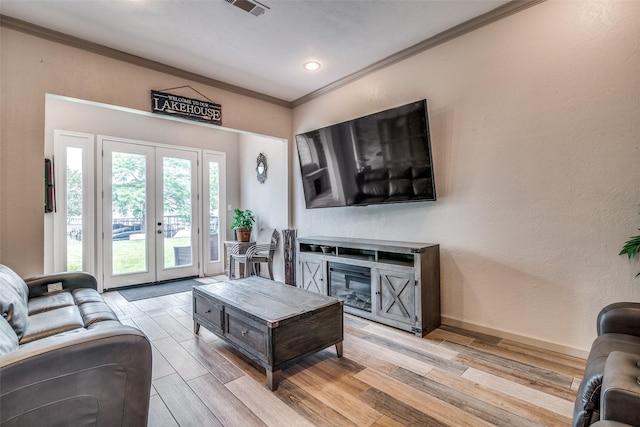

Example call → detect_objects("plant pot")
236 228 252 242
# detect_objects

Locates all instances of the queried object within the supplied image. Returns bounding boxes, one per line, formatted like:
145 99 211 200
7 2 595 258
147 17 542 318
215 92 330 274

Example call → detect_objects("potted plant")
620 229 640 278
231 208 255 242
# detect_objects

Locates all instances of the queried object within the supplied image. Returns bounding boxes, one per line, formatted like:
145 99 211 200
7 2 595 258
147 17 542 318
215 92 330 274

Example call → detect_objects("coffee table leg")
194 321 200 334
266 369 281 391
335 341 343 358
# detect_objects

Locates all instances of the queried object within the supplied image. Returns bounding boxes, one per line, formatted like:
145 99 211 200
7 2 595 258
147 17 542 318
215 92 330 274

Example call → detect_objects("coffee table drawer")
194 294 223 334
225 309 268 361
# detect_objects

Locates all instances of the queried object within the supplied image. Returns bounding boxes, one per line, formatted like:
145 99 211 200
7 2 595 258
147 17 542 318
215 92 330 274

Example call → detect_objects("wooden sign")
151 90 222 125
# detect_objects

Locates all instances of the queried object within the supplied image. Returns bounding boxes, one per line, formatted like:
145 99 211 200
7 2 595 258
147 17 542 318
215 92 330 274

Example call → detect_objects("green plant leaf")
230 208 255 230
620 235 640 259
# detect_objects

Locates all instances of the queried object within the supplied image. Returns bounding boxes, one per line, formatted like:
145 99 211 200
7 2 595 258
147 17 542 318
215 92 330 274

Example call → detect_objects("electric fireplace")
328 262 371 312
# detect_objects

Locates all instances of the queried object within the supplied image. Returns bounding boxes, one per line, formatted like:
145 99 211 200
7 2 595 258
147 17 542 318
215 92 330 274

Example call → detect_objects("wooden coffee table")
193 276 343 390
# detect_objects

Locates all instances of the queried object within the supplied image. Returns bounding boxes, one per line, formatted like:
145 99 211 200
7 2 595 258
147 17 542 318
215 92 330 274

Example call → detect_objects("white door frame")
52 130 96 274
98 135 202 289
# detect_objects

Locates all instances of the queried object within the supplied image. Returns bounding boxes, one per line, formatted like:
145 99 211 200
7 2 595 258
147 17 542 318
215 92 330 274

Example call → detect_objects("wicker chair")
229 229 280 280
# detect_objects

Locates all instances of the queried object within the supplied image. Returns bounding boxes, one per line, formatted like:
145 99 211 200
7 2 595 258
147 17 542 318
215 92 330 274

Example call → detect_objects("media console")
297 236 440 336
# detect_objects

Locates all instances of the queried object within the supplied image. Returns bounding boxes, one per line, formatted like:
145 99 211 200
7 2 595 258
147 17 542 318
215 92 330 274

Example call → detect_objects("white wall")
239 133 289 282
292 0 640 355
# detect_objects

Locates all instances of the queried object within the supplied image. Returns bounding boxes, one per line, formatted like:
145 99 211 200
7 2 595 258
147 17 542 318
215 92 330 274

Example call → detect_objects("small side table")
224 240 255 278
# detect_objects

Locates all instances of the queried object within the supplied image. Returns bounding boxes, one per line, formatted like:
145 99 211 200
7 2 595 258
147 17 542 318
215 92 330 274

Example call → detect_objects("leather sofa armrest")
24 271 98 298
601 351 640 426
597 302 640 336
0 324 151 426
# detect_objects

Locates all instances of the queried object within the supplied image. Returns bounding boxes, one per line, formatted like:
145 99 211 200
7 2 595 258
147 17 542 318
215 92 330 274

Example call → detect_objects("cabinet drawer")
194 295 223 334
225 309 268 361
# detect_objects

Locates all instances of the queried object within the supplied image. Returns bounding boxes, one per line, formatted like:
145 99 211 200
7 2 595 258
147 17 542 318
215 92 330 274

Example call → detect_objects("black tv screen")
295 99 436 209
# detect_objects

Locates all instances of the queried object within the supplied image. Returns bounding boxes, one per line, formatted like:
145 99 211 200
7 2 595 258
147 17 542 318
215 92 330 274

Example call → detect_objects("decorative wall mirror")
256 153 268 184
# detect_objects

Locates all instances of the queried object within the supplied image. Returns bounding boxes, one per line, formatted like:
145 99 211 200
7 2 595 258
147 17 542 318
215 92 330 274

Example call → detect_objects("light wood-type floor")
103 276 585 427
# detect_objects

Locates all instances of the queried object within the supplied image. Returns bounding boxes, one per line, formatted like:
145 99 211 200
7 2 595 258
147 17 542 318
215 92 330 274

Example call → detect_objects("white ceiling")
1 0 513 104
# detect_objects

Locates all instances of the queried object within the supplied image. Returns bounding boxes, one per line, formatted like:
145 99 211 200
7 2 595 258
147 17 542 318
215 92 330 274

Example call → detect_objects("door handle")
157 230 162 234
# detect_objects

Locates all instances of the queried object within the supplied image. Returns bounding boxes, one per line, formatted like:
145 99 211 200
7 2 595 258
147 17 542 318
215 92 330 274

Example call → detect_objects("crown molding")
0 14 291 108
291 0 546 107
2 0 545 110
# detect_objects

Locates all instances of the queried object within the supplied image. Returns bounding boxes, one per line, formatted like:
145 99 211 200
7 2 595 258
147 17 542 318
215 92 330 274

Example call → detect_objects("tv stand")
297 236 440 336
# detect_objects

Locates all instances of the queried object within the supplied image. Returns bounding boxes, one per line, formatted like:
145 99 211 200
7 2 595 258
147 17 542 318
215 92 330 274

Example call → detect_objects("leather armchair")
573 302 640 427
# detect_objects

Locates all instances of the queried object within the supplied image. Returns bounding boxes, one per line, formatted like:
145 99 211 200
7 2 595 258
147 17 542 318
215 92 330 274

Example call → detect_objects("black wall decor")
151 90 222 126
44 158 55 213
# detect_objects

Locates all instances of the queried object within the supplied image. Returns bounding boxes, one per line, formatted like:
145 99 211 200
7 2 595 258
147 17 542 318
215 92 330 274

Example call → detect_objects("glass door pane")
203 151 225 276
208 160 220 263
155 148 199 282
66 146 83 271
102 139 155 288
111 151 149 275
162 157 192 268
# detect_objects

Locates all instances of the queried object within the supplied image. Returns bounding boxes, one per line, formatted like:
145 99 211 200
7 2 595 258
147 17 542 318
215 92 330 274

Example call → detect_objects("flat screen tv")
295 99 436 209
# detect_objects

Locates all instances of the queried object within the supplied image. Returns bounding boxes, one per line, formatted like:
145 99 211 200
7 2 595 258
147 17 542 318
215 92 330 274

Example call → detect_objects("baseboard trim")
441 315 589 359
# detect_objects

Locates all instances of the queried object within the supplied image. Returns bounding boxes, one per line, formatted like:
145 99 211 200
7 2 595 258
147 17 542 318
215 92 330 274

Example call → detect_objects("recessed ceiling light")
304 61 321 71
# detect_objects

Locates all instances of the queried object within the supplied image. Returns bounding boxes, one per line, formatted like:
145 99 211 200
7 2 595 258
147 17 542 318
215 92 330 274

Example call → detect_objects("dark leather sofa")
350 165 434 205
573 302 640 427
0 264 152 426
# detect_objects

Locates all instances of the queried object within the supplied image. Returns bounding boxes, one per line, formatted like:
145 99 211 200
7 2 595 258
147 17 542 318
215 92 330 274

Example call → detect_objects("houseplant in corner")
231 208 255 242
620 228 640 277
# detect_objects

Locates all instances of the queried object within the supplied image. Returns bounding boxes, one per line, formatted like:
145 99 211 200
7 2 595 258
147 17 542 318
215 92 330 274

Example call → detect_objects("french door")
101 138 199 289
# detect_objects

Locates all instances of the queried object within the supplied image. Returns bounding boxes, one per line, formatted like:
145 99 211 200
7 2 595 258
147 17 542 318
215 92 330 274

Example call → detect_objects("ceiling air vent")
224 0 269 17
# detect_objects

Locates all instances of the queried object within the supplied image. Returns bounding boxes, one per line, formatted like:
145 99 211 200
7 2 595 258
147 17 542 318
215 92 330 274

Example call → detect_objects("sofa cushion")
361 181 388 198
20 306 84 344
0 265 30 339
412 166 430 179
389 179 412 198
413 177 432 197
0 315 19 356
361 169 388 182
388 167 411 180
573 333 640 426
28 291 75 315
73 288 108 304
71 288 119 326
78 302 119 326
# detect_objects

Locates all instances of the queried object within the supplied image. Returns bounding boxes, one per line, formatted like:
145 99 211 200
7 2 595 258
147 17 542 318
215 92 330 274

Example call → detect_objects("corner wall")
239 133 289 282
292 0 640 354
